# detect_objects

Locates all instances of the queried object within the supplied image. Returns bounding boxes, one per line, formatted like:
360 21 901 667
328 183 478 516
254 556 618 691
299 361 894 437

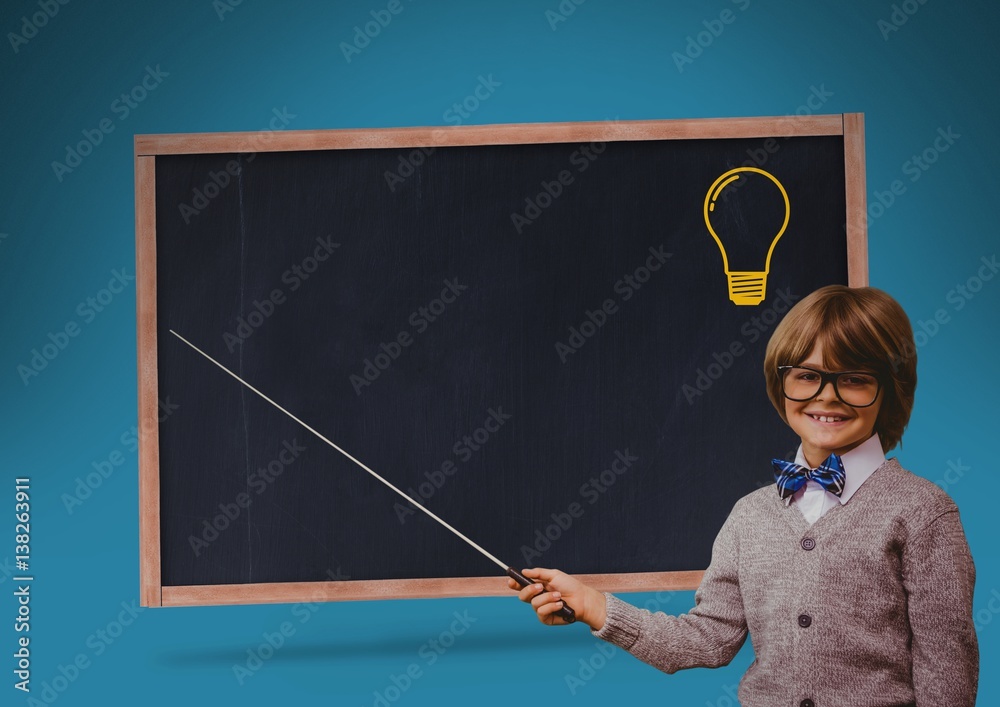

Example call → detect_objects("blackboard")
135 115 867 607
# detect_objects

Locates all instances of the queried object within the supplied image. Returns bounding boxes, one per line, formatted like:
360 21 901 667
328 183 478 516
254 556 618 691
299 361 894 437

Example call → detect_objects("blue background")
2 0 998 704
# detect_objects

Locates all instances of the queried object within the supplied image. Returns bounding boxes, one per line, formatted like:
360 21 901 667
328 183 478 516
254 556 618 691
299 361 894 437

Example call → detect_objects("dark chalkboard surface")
135 116 867 607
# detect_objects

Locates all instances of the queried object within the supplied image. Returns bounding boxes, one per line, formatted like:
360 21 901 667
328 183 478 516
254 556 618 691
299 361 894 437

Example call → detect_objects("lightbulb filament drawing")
704 167 790 306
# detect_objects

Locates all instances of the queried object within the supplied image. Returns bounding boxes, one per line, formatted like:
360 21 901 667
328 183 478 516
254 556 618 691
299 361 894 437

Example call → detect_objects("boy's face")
784 342 882 467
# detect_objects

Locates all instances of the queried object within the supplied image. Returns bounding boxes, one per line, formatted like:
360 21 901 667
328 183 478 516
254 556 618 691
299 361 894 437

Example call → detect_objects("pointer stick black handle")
507 567 576 623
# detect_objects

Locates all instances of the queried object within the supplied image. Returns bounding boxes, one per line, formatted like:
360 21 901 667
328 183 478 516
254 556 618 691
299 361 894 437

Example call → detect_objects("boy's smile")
784 343 882 467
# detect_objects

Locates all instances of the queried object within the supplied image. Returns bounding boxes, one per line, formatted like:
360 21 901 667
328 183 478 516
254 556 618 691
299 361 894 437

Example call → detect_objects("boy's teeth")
813 415 844 423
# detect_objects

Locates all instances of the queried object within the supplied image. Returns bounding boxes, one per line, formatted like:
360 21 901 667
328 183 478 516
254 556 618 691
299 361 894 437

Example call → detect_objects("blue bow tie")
772 454 846 505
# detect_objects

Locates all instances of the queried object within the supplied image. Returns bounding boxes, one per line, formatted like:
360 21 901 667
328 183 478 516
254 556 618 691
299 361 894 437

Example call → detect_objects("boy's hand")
507 567 607 630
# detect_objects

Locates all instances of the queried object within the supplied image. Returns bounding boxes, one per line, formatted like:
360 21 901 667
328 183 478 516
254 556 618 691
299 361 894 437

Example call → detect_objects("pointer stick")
168 330 575 623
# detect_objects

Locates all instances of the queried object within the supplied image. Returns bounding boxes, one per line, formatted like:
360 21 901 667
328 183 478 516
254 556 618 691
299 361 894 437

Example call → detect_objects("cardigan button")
801 537 816 551
800 700 815 707
798 614 812 628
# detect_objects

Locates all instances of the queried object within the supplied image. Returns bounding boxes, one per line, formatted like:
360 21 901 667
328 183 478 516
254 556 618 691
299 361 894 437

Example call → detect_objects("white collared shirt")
790 432 886 524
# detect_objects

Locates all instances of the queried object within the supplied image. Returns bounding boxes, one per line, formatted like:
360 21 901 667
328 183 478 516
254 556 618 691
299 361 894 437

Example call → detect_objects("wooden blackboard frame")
135 114 867 607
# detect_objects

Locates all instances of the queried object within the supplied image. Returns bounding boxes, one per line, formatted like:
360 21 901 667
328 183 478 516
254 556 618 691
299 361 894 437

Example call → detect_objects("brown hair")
763 285 917 452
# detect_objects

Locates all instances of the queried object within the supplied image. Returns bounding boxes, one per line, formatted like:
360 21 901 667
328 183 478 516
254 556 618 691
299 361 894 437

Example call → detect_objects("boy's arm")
591 504 748 674
903 508 979 706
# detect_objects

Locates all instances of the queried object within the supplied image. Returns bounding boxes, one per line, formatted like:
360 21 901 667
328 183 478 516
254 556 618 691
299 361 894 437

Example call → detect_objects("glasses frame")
777 364 882 408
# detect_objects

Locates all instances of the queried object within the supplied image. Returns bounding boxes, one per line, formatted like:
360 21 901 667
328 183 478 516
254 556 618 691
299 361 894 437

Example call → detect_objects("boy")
510 285 978 706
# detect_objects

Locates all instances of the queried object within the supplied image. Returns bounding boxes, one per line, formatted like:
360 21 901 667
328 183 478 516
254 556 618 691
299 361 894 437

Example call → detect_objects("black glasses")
778 365 882 408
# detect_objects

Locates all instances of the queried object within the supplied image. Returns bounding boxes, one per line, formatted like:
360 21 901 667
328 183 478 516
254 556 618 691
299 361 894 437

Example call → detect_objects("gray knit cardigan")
592 458 978 706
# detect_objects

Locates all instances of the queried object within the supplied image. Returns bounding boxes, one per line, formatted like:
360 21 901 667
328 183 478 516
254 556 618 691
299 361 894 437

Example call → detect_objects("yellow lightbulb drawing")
703 167 790 306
